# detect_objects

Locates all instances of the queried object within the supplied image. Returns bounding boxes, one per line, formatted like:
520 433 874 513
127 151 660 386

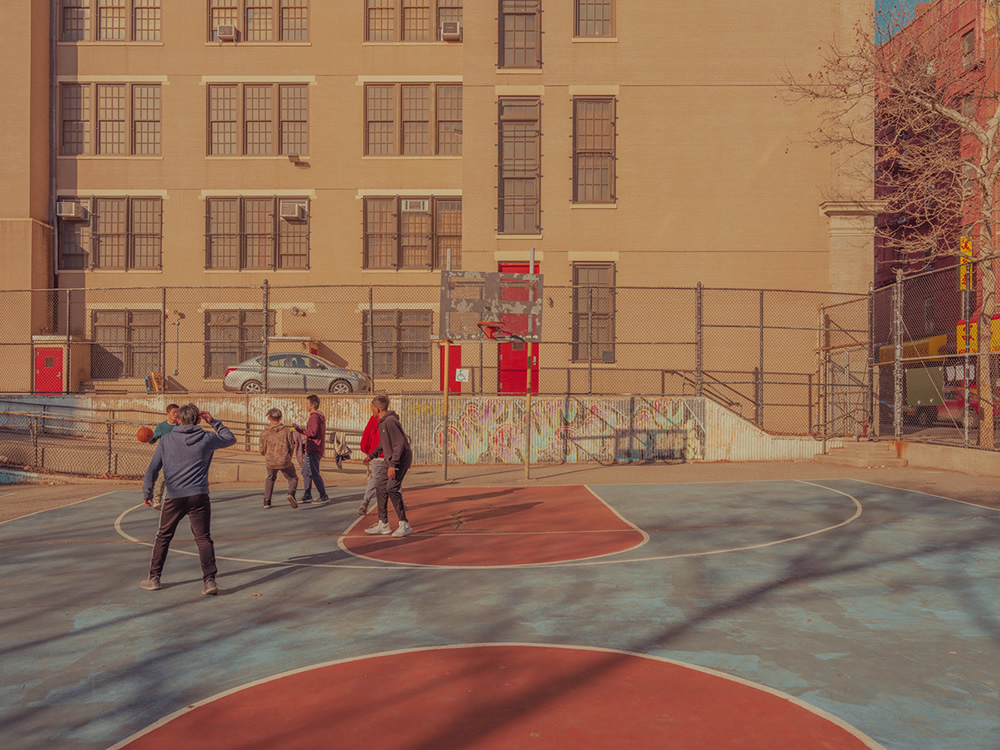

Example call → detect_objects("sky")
876 0 918 40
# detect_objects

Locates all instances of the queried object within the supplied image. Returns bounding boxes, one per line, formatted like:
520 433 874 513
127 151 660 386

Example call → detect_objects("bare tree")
784 0 1000 446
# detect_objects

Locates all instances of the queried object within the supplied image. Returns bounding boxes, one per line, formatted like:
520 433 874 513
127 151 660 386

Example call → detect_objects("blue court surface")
0 478 997 749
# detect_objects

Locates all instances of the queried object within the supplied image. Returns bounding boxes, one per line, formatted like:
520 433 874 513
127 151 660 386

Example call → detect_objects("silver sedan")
223 353 371 394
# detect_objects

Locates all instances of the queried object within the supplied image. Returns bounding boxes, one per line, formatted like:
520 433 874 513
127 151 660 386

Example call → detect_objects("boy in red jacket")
357 401 384 515
293 394 330 505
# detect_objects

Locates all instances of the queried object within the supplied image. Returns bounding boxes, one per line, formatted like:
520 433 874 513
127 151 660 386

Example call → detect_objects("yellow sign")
959 236 973 290
957 316 1000 354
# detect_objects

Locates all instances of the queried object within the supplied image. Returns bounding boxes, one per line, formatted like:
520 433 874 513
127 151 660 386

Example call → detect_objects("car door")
302 355 331 391
267 354 292 391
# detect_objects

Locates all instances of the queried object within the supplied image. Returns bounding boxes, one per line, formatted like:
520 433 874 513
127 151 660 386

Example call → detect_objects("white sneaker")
392 521 413 538
364 520 391 535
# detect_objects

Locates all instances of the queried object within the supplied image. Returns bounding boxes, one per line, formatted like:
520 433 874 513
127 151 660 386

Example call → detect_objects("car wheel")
965 411 980 429
242 379 263 394
916 407 933 427
329 379 352 394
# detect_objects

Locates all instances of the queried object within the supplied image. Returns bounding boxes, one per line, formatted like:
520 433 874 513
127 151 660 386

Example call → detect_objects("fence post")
368 285 375 394
962 281 970 448
262 279 270 393
160 287 167 382
758 289 765 428
695 282 703 397
867 283 875 438
588 285 594 395
106 417 114 475
65 289 72 395
31 415 39 467
893 269 903 441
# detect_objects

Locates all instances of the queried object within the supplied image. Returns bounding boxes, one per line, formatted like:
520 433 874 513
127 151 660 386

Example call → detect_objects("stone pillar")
820 201 884 294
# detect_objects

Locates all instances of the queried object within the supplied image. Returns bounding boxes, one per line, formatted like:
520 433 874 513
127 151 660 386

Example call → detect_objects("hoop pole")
525 249 535 480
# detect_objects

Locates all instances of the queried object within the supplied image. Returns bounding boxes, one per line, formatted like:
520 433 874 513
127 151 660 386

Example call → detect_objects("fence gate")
818 295 872 440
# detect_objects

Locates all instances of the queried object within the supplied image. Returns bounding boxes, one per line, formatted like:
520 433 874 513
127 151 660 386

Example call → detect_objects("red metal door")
497 262 540 395
34 347 63 394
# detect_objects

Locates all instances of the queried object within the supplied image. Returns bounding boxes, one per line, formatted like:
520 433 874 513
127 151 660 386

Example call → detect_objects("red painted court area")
121 645 873 749
341 486 646 566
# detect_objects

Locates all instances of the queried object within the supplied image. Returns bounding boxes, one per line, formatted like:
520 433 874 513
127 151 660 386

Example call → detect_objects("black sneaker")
263 504 272 509
140 576 161 591
301 496 313 504
313 496 330 505
202 578 219 596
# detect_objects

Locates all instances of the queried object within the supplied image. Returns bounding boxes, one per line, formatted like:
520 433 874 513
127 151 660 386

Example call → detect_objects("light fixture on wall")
291 307 306 317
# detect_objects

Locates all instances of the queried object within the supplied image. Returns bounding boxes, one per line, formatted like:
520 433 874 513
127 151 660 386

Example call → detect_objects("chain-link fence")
1 281 869 437
873 256 1000 451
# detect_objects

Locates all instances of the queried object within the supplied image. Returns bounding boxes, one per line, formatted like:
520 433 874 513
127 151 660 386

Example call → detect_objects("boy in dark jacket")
140 404 237 595
259 407 299 509
364 395 413 538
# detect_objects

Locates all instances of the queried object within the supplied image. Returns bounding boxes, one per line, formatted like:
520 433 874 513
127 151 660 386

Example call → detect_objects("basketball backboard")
440 270 543 341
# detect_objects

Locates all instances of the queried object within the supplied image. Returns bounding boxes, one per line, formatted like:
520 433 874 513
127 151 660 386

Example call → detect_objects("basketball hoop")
477 321 506 341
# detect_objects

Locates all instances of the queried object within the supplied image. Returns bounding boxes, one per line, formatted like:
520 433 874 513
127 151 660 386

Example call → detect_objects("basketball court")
1 474 997 748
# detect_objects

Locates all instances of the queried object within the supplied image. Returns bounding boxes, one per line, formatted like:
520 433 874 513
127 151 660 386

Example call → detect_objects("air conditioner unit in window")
215 24 238 41
279 201 306 221
401 199 429 213
440 21 461 41
56 201 86 220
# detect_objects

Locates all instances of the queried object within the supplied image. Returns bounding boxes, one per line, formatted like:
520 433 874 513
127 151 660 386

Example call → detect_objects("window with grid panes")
209 0 308 41
365 83 462 156
498 98 541 233
363 310 433 379
91 310 161 379
205 196 310 270
575 0 612 37
363 197 462 269
365 1 462 42
60 0 161 42
499 0 541 68
962 29 975 68
208 83 308 155
60 83 161 156
573 98 615 203
572 263 615 362
204 310 275 377
61 196 162 270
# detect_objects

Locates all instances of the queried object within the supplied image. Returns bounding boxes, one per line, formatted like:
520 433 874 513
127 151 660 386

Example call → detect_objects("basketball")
137 426 154 443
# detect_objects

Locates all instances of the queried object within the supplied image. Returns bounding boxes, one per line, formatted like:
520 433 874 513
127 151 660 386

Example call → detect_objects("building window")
575 0 612 37
499 0 541 69
961 29 975 69
208 83 308 156
572 263 615 362
363 310 433 379
59 83 161 156
363 197 462 269
57 196 163 270
498 97 541 233
205 196 310 270
91 310 161 379
209 0 308 41
60 0 161 42
573 97 616 203
364 84 462 156
204 310 275 377
365 0 462 42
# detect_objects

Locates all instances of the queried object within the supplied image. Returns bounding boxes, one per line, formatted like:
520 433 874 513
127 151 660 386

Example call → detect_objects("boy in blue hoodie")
140 404 236 596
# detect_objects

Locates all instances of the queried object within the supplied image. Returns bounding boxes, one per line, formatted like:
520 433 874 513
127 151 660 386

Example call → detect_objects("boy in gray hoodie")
140 404 237 595
259 407 299 509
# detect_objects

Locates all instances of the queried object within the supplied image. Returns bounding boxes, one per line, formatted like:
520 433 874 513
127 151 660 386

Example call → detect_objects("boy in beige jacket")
259 408 299 509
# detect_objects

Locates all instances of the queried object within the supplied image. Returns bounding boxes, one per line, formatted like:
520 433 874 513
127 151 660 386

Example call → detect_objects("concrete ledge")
891 441 1000 477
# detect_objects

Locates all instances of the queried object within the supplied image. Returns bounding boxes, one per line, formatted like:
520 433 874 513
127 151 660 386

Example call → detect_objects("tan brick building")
0 0 876 397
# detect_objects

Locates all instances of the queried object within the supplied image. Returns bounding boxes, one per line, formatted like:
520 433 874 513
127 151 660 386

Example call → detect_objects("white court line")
106 642 886 750
845 477 1000 513
115 482 864 571
0 492 117 528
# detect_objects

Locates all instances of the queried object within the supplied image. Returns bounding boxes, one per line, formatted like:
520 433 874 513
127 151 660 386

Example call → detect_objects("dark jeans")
376 459 410 524
148 493 217 582
301 454 328 500
264 465 298 504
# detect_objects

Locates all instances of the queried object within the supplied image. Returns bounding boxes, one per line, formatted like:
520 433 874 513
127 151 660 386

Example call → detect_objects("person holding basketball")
364 395 413 538
140 404 236 596
146 403 179 510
